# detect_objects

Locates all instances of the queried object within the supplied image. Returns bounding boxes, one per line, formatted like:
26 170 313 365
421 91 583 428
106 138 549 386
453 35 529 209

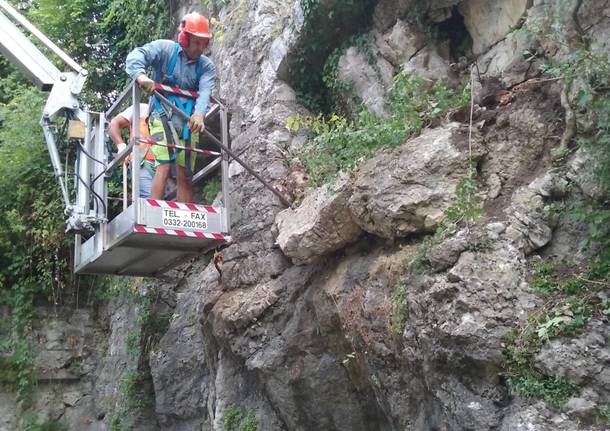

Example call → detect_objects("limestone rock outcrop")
10 0 610 430
459 0 530 55
349 124 483 239
275 175 362 265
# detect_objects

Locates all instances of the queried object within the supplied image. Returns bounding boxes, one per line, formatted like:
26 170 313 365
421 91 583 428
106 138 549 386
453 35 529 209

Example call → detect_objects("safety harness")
150 42 204 176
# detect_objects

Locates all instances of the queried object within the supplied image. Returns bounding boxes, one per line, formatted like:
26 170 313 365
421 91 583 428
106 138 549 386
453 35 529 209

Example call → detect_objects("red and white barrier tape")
137 137 221 156
151 82 221 107
153 83 198 99
134 225 228 240
145 198 218 213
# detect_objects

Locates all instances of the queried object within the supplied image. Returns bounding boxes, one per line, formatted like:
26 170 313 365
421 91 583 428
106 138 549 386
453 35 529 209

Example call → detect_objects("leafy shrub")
202 175 222 204
508 371 578 408
287 73 468 186
442 166 482 226
0 88 72 406
536 302 588 341
224 405 257 431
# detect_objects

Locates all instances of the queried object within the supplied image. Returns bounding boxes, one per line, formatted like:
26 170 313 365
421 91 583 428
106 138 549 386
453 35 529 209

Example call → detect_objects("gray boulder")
505 187 554 254
402 46 453 82
275 175 362 265
501 401 596 431
373 20 426 67
459 0 530 55
336 47 392 117
568 147 608 202
349 124 483 239
427 229 470 272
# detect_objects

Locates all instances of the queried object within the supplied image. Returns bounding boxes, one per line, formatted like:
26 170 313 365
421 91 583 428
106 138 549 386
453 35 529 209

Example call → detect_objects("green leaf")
576 90 593 108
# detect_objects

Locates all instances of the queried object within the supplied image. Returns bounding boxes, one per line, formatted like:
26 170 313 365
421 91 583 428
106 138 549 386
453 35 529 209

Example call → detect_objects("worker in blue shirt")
125 12 216 203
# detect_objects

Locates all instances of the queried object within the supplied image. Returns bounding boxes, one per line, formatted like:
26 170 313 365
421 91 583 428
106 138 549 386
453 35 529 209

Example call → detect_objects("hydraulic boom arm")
0 0 99 233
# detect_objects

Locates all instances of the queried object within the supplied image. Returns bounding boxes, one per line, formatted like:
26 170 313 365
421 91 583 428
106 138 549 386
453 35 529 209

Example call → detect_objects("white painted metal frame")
74 81 231 276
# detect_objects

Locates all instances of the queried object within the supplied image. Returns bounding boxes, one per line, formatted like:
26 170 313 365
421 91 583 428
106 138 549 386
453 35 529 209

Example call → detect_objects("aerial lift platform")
0 0 290 277
73 83 233 276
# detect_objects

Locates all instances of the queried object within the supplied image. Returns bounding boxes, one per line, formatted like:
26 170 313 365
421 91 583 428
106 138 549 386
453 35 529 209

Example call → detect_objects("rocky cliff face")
4 0 610 430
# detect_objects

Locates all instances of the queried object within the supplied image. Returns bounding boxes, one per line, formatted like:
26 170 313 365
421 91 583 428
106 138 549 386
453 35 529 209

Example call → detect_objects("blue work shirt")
126 39 216 132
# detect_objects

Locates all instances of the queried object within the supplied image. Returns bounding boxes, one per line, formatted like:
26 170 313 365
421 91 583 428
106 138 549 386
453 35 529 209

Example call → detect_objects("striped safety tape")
145 198 218 213
134 225 228 241
153 83 198 99
137 137 221 156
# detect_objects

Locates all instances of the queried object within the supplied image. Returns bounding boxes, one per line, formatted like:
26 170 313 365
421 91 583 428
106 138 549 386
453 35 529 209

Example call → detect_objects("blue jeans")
135 161 155 198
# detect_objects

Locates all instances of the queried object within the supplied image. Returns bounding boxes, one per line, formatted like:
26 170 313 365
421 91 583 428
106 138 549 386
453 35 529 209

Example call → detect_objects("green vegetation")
107 285 171 430
508 371 579 409
202 175 222 204
0 58 28 104
223 405 258 431
25 0 171 108
504 322 580 409
535 298 588 341
287 72 469 186
529 261 557 294
442 169 482 227
529 260 598 297
0 1 173 427
201 0 229 9
527 261 607 341
19 413 66 431
389 282 408 335
597 404 610 426
408 236 435 274
505 259 609 410
290 0 377 112
0 88 69 415
499 8 610 412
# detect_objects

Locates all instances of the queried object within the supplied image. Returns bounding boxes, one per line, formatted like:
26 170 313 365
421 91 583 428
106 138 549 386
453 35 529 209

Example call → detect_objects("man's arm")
194 57 216 115
126 40 162 79
126 40 173 93
108 115 131 153
189 57 216 133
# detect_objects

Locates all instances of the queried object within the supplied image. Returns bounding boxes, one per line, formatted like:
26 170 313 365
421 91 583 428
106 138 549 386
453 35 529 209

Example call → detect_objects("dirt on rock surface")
477 80 566 221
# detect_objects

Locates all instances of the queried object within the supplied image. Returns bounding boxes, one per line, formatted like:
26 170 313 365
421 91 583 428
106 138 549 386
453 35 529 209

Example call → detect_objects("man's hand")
136 74 155 94
188 113 205 134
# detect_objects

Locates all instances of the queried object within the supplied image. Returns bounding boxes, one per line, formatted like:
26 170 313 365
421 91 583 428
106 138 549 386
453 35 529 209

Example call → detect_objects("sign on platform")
162 208 207 230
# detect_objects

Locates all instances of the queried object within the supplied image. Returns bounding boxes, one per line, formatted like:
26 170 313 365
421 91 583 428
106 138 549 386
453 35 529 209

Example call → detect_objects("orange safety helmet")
178 12 212 48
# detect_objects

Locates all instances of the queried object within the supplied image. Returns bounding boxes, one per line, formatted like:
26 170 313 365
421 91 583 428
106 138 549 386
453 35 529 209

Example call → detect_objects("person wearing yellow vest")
108 103 156 198
126 12 215 203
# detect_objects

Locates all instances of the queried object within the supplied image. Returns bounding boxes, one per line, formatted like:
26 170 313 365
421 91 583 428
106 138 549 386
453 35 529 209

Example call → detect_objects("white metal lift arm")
0 0 99 233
